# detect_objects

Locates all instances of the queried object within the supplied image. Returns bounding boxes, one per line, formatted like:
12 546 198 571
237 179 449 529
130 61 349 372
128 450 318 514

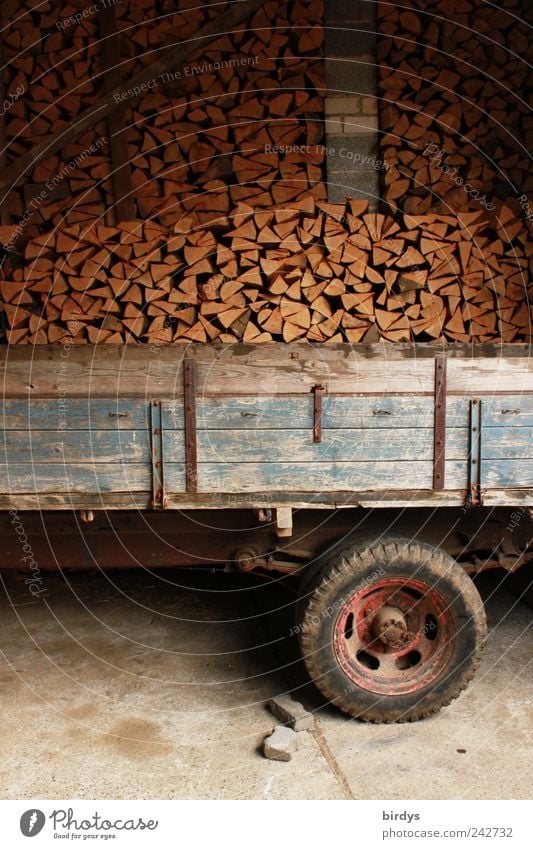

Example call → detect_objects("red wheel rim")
333 578 456 696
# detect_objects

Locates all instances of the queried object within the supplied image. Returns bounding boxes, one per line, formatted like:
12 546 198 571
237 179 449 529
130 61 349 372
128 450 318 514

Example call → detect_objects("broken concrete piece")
268 694 315 731
263 725 299 762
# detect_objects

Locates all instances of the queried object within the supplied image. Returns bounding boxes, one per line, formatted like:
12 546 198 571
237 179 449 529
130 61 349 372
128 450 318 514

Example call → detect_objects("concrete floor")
0 566 531 800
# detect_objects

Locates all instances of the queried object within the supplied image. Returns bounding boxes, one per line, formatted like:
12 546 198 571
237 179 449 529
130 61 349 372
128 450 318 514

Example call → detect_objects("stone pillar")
324 0 380 208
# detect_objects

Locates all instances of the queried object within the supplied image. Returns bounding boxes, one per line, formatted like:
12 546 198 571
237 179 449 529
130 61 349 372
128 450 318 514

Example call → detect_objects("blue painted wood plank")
480 397 533 427
169 461 469 493
162 428 470 463
481 427 533 459
481 460 533 488
165 396 474 430
0 463 160 493
0 457 471 496
1 395 531 500
0 430 161 463
0 399 152 431
5 394 532 435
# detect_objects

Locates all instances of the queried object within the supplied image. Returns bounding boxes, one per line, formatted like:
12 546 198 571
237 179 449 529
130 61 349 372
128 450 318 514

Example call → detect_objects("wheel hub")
371 605 409 649
333 577 457 697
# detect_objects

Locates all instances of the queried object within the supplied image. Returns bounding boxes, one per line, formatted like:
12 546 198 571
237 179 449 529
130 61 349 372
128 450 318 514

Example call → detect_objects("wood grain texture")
1 345 531 507
0 490 468 511
481 428 533 459
1 344 530 398
481 460 533 489
173 396 439 430
2 422 526 467
162 427 471 463
174 394 533 429
448 360 533 395
0 430 154 463
0 462 158 493
191 460 469 492
1 399 151 430
481 490 533 507
480 398 533 427
4 394 532 432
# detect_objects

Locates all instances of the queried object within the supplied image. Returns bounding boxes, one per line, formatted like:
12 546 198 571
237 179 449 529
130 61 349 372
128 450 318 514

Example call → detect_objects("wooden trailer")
1 341 532 721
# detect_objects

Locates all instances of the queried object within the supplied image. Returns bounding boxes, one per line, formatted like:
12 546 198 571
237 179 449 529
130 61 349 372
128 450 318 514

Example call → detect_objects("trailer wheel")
297 537 486 722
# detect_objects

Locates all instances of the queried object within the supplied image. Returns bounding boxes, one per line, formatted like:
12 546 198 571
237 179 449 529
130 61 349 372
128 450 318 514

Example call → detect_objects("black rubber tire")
297 536 487 723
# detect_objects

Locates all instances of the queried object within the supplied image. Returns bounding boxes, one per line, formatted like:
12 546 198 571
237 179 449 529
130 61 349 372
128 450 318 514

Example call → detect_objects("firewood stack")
2 198 531 345
377 0 532 216
0 0 531 345
1 0 326 234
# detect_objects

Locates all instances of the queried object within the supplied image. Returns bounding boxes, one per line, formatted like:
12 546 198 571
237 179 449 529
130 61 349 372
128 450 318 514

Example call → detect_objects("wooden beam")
23 182 69 205
0 7 11 225
0 0 265 193
99 5 135 223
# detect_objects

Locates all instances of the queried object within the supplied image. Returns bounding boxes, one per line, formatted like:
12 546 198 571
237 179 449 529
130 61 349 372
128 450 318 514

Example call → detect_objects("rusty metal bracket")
184 359 198 492
312 384 324 443
233 547 303 574
150 400 167 509
433 355 447 489
468 398 482 507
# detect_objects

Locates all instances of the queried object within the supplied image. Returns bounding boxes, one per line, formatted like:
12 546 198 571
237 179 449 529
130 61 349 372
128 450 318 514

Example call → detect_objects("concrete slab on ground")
0 569 530 800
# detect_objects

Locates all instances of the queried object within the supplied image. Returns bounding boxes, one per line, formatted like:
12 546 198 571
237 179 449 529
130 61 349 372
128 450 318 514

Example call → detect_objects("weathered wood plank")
2 344 530 398
447 359 533 394
0 431 156 463
0 463 160 493
0 345 530 508
1 488 529 510
2 424 526 468
1 459 467 495
181 461 469 493
0 489 474 511
160 428 469 463
481 428 533 459
3 394 532 433
481 397 533 427
481 490 533 506
0 346 433 396
0 492 153 510
175 396 442 429
174 395 533 429
481 460 533 489
1 399 152 430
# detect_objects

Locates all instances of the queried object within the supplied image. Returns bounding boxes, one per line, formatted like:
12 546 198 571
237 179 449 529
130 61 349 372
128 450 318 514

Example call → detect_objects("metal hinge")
312 384 324 443
150 400 167 509
467 398 482 507
433 355 447 490
184 359 198 492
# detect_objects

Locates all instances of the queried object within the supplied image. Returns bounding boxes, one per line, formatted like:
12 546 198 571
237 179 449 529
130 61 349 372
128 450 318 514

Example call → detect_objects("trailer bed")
1 343 532 510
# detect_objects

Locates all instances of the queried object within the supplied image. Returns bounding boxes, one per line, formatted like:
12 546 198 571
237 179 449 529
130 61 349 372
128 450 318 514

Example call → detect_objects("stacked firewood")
2 198 530 345
2 0 326 232
1 1 530 346
377 0 532 215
